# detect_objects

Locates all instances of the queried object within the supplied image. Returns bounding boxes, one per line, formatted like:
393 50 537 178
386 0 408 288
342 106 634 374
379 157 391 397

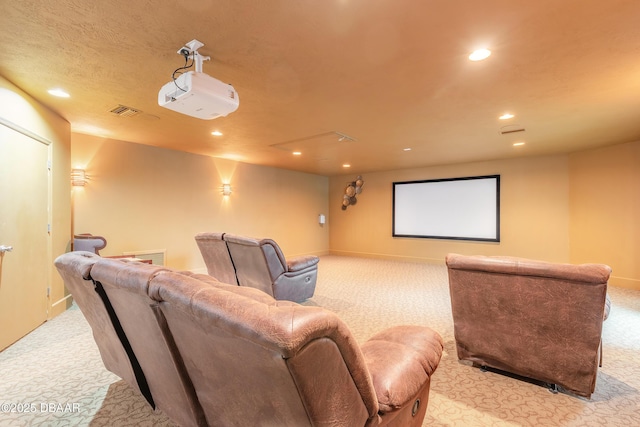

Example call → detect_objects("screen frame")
392 174 500 242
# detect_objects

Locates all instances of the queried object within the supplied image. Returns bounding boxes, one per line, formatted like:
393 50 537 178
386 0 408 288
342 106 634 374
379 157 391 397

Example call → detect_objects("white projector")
158 71 239 120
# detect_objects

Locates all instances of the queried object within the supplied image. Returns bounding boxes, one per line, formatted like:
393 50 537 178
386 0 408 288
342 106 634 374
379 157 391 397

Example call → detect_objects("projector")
158 71 239 120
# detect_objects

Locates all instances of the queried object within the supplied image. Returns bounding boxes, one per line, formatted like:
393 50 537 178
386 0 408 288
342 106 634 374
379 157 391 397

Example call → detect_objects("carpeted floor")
1 255 639 426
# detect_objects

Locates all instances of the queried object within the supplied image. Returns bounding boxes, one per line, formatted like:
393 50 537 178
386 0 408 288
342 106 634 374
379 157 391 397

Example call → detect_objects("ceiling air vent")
109 104 141 117
500 125 525 135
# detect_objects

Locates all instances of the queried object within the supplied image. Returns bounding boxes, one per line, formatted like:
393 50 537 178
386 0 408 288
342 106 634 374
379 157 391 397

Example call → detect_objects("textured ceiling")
2 0 640 176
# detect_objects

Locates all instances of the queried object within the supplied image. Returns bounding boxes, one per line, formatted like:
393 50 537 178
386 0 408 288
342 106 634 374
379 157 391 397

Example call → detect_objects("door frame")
0 116 53 319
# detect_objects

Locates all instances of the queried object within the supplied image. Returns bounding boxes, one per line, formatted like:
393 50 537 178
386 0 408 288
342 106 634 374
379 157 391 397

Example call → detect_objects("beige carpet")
1 255 639 426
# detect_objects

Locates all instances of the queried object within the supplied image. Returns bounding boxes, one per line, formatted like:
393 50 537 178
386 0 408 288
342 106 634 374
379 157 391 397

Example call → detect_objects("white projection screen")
392 175 500 242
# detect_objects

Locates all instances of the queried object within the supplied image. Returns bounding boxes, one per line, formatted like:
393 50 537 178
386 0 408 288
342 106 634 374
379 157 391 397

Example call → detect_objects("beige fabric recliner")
446 253 611 398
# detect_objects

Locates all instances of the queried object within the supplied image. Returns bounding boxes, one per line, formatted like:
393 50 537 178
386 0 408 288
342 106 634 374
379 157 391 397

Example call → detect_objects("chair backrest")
194 232 237 285
73 233 107 255
223 234 287 297
90 259 208 427
446 253 611 398
148 271 379 426
53 252 153 406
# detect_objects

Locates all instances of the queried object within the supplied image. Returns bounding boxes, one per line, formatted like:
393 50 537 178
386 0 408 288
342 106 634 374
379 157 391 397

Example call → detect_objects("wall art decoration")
341 175 364 210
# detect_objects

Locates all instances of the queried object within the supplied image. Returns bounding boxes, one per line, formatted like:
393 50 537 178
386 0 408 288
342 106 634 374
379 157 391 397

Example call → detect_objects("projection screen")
392 175 500 242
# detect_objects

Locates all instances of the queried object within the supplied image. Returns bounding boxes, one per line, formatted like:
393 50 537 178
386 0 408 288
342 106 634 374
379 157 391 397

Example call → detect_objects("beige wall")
329 155 571 263
330 145 640 290
71 134 329 272
569 140 640 289
0 75 72 317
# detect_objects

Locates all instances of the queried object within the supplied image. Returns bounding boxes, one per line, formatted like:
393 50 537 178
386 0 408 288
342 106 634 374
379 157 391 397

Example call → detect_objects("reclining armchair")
446 253 611 398
89 257 208 426
54 252 154 407
73 233 107 254
194 232 238 285
223 233 319 302
54 251 444 426
150 269 444 426
55 252 207 427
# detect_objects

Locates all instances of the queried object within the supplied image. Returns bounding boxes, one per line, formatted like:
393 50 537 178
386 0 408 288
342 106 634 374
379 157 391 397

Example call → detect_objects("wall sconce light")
71 169 87 186
221 183 232 196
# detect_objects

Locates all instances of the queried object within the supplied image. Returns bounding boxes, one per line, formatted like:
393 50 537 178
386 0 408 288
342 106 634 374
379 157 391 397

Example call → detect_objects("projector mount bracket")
178 39 210 73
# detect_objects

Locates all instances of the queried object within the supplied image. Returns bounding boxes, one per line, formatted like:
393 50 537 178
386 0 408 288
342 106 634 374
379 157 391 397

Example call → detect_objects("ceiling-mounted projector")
158 39 239 120
158 71 239 120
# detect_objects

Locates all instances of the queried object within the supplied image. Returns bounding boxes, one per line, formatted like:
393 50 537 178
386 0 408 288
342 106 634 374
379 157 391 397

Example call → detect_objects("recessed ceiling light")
499 113 514 120
292 151 302 156
47 88 70 98
342 164 351 168
211 130 223 136
469 49 491 61
513 142 525 147
403 148 412 151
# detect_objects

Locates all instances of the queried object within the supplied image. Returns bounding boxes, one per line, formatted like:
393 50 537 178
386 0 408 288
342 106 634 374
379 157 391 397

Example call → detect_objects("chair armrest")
604 293 611 321
286 255 319 272
360 325 443 413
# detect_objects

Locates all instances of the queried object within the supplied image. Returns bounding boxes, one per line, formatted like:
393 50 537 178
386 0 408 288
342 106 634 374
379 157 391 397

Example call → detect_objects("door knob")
0 245 13 253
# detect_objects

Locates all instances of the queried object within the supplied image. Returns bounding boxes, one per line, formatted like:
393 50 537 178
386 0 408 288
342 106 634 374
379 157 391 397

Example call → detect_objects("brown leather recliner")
73 233 107 254
55 252 444 426
150 270 444 426
194 232 238 285
89 258 208 427
53 252 154 406
196 233 319 302
446 253 611 398
223 233 319 302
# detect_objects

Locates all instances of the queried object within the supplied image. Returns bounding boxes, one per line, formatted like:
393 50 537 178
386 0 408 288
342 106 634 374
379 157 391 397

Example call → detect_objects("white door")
0 124 50 351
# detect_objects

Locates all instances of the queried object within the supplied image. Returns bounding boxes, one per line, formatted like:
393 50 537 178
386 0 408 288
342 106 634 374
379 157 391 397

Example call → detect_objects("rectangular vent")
122 249 166 266
500 128 525 135
270 131 358 152
109 104 141 117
